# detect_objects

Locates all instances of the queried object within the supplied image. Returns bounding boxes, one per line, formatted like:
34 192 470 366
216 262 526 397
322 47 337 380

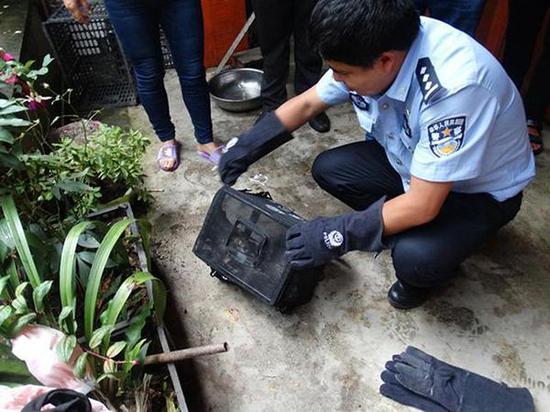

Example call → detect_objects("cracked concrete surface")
103 69 550 411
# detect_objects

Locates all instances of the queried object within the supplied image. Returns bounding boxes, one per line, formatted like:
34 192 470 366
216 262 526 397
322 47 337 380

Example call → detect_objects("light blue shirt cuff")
316 69 349 106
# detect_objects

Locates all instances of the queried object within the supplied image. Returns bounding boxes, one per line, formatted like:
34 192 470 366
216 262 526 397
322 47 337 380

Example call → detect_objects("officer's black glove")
285 197 386 269
218 111 293 185
380 346 535 412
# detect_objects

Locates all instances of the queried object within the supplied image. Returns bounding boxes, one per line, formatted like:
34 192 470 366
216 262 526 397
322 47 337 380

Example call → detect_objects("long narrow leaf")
0 305 13 328
100 271 165 352
84 219 132 341
32 280 53 313
10 312 36 336
100 272 147 351
89 325 115 349
7 259 20 290
0 105 27 116
0 117 32 127
0 239 7 262
59 221 94 308
151 276 166 324
0 275 10 299
106 341 126 358
58 305 75 334
0 153 22 170
0 218 15 248
0 196 41 288
55 334 76 363
0 99 15 109
74 353 89 379
0 127 13 144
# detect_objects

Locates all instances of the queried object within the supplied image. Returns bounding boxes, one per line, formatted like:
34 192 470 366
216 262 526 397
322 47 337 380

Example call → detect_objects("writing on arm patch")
416 57 446 103
427 116 466 157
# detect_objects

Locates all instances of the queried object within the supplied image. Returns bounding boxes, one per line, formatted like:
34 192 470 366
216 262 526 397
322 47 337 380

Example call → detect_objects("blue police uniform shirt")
316 16 535 201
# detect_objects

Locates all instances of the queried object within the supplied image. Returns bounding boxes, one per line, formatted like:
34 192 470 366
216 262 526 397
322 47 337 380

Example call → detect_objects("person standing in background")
63 0 224 172
414 0 486 36
503 0 550 155
251 0 331 133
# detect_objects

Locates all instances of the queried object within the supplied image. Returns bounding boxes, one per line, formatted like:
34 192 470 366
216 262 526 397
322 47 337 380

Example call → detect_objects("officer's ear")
378 51 403 74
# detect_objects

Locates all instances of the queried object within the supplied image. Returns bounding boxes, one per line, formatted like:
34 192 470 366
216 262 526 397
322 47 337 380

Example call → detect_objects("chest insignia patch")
427 116 466 157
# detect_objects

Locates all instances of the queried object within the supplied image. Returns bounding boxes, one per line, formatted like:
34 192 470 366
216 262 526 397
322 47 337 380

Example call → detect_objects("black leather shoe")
308 112 331 133
387 281 430 309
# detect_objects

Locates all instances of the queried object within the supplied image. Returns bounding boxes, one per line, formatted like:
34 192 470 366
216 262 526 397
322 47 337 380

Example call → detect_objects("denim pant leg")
427 0 486 36
104 0 175 142
160 0 213 144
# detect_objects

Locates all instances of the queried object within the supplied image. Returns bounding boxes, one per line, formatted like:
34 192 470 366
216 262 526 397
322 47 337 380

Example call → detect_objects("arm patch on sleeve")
427 116 466 157
416 57 446 103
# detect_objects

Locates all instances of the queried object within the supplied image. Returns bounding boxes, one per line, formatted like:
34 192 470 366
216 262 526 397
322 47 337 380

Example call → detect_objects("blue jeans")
104 0 212 143
415 0 486 36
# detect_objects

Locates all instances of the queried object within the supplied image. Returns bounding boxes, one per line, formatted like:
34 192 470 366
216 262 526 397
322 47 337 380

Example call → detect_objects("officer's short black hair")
308 0 420 68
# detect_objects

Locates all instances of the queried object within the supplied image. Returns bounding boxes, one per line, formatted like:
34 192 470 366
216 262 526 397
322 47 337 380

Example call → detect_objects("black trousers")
503 0 550 123
311 141 522 288
250 0 323 111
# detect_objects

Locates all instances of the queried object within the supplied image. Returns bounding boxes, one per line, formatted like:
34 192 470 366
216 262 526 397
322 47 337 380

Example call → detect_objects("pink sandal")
157 141 181 172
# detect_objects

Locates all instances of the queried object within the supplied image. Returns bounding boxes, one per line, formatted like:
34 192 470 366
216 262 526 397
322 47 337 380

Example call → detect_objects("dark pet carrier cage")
193 186 322 313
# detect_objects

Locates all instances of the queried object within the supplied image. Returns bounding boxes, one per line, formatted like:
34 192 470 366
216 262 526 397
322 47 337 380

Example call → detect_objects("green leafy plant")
0 96 32 175
0 52 53 176
18 124 150 220
0 196 166 399
1 52 151 223
1 50 175 407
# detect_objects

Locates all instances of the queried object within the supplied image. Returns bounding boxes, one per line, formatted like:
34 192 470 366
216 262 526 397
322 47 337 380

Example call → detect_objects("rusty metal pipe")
143 342 229 365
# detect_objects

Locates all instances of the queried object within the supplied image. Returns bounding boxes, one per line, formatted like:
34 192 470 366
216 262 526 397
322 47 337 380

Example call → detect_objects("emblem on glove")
323 230 344 249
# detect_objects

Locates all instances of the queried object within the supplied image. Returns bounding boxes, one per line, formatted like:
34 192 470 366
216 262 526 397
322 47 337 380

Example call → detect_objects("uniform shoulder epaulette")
415 57 446 104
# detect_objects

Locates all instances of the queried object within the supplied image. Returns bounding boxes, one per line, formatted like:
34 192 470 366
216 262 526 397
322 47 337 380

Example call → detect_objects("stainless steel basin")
209 68 263 112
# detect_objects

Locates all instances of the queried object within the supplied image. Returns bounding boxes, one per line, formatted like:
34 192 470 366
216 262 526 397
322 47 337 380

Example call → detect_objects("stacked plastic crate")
43 3 136 110
43 2 174 110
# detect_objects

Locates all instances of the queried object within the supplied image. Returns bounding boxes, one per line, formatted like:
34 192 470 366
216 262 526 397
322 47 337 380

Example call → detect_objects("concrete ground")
104 69 550 412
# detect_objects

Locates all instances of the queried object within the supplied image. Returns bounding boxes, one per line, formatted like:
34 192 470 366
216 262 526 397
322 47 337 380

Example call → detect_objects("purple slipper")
157 141 181 172
197 145 225 166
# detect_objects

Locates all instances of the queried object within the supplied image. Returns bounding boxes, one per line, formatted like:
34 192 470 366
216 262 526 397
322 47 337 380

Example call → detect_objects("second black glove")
285 196 386 268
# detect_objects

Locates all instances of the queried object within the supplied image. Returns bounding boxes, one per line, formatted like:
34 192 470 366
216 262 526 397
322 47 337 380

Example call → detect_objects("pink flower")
4 75 18 84
25 93 50 111
28 99 46 111
0 50 14 62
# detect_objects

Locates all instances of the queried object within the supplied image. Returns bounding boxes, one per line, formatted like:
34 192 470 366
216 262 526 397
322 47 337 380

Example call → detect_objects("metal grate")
43 2 137 110
160 30 174 70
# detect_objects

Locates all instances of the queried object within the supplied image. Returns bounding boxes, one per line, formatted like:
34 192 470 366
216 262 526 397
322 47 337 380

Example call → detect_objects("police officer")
218 0 535 309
